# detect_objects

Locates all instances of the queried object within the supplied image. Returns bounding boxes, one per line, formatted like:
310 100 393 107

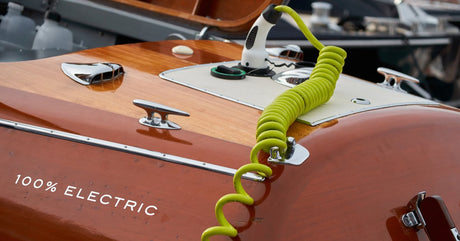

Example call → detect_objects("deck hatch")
160 61 439 126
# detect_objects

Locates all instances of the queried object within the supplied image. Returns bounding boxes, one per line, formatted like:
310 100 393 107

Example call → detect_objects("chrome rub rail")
0 118 264 182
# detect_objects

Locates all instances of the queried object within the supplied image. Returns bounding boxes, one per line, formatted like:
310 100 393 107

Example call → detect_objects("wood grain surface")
1 40 460 241
0 41 251 146
93 0 283 32
0 40 326 146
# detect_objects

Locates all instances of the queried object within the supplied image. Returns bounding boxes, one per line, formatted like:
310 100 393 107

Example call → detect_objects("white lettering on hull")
64 185 158 216
15 174 158 217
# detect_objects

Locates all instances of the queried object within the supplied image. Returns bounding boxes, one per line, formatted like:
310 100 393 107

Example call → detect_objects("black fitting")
235 63 275 77
210 65 246 80
262 4 282 25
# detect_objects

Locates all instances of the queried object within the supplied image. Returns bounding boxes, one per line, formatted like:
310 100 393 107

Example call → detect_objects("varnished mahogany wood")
0 40 256 146
95 0 284 32
0 40 460 241
0 40 321 146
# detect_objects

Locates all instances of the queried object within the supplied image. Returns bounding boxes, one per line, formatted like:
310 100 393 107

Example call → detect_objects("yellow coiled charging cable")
201 5 346 241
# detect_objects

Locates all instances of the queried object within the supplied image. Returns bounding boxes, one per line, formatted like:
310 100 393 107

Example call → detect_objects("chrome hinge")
402 191 460 241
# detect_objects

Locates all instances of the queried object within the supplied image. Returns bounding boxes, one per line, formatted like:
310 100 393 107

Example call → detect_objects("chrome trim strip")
308 101 439 126
0 118 263 182
233 37 451 48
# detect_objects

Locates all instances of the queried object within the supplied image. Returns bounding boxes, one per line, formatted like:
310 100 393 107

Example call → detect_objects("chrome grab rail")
0 118 263 182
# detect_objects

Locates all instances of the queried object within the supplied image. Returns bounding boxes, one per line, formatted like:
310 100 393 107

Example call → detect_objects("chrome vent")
61 62 124 85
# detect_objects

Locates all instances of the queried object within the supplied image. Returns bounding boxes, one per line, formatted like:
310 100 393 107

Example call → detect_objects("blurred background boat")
1 0 459 106
263 0 460 106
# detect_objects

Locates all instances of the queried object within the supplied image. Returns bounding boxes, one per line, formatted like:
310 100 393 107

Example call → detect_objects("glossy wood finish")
0 40 255 147
98 0 284 32
0 125 245 241
0 78 259 240
243 105 460 241
0 40 322 146
1 40 460 241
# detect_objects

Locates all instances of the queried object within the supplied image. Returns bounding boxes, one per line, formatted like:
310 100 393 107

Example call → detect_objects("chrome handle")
133 99 189 130
377 67 420 93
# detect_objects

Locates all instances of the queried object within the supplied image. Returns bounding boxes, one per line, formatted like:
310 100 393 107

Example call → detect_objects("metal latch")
402 191 459 241
377 67 420 93
133 99 189 130
267 137 310 165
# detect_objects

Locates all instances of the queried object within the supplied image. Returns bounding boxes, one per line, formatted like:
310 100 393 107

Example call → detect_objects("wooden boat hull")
107 0 285 32
0 40 459 241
